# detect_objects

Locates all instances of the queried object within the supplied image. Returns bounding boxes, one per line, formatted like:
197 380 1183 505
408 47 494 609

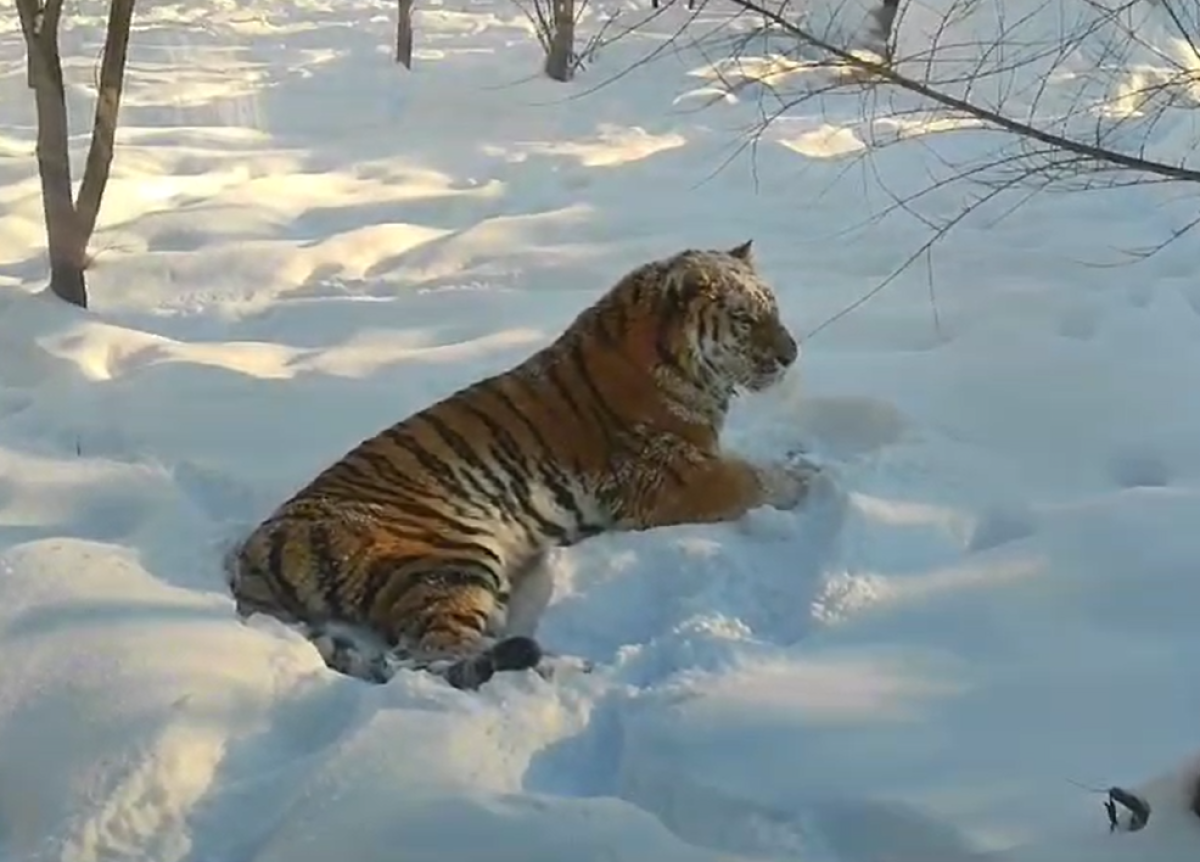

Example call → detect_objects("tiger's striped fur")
225 240 819 689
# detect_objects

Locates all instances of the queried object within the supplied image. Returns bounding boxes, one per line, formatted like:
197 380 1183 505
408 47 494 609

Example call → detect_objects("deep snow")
1 0 1199 860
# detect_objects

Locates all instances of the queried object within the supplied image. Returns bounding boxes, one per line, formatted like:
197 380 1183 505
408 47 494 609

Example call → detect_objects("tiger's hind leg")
442 635 544 690
384 635 544 690
303 622 540 689
371 569 547 690
308 621 395 684
505 552 594 680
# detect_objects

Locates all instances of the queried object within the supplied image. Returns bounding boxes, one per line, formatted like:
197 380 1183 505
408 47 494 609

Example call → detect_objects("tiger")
224 240 823 690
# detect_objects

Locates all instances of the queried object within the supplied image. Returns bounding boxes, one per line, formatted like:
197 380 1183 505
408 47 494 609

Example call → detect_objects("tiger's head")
573 241 799 423
651 240 799 398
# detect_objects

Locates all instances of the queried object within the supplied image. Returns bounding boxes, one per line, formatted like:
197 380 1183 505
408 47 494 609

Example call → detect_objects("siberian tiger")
225 240 821 689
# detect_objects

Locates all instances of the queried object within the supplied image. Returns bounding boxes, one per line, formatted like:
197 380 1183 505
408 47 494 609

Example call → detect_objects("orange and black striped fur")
225 240 821 689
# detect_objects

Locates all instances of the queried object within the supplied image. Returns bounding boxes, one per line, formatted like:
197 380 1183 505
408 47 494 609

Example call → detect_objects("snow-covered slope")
1 1 1198 860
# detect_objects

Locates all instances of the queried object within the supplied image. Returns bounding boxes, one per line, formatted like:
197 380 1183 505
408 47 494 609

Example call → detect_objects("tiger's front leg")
622 451 820 530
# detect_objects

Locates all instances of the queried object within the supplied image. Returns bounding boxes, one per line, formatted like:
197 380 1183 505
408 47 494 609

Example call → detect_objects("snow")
2 0 1199 860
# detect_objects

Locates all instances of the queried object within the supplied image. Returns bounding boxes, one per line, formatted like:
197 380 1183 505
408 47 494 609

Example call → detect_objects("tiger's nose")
778 331 799 366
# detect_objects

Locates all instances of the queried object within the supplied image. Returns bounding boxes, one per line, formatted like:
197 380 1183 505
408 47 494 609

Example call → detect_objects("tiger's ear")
662 257 701 304
728 239 754 264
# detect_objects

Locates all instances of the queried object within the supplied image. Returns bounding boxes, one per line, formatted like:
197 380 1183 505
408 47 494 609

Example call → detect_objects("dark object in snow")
1104 786 1151 833
1190 773 1200 821
1070 779 1152 833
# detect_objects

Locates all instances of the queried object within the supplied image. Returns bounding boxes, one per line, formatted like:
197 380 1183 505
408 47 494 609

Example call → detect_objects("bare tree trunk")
395 0 415 68
544 0 575 82
20 0 61 86
15 0 139 310
869 0 901 63
17 0 87 308
76 0 135 242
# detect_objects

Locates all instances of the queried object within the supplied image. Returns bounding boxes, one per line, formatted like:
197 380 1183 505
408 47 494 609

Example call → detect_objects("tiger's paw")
784 448 826 477
312 627 396 684
759 454 824 510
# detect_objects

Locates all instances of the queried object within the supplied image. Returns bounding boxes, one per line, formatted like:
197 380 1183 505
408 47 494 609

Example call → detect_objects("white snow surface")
2 0 1200 860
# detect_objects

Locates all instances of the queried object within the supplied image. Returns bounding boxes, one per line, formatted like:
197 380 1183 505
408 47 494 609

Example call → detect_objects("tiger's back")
228 325 643 682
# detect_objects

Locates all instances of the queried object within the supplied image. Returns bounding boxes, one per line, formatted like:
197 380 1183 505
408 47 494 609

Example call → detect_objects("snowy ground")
2 0 1200 860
